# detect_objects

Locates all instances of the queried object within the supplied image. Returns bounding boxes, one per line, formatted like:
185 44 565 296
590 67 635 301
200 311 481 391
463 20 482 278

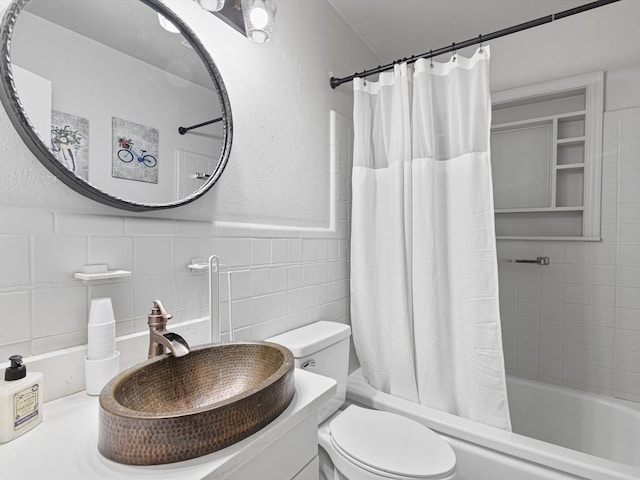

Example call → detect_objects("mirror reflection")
7 0 231 208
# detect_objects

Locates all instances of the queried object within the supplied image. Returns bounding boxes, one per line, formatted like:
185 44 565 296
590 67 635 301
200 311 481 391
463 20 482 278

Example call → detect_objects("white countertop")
0 368 336 480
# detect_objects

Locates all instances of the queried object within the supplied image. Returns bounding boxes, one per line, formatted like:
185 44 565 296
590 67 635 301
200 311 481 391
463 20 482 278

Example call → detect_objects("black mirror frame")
0 0 232 212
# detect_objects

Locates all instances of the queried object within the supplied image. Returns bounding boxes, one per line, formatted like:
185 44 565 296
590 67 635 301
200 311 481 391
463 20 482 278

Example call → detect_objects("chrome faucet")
147 300 190 358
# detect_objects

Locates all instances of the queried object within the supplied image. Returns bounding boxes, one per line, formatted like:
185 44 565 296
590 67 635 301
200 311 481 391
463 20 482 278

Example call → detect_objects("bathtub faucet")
147 299 190 358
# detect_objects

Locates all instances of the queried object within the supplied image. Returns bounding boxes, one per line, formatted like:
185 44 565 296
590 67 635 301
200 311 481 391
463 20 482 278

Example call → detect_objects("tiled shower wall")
498 106 640 402
0 111 353 366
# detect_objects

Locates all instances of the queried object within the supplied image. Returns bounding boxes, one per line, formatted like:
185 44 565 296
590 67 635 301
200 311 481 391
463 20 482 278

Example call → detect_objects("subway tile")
287 288 303 315
133 237 171 275
539 356 562 379
518 299 540 318
588 366 613 389
251 296 271 324
225 238 251 267
0 236 29 286
541 265 565 283
541 301 563 322
517 264 541 282
616 308 640 331
56 213 124 235
600 225 617 245
287 265 303 290
32 286 86 338
562 361 588 384
0 209 54 234
172 275 206 313
614 350 640 374
601 202 617 225
619 139 640 162
302 239 316 262
619 182 640 204
303 264 317 287
616 287 640 310
0 292 31 344
565 244 590 264
516 335 538 356
618 246 640 267
504 350 516 371
231 299 252 329
614 370 640 395
251 269 271 297
615 328 640 353
316 239 329 260
271 292 288 319
271 267 288 293
250 321 271 341
316 263 329 284
619 224 640 245
516 353 538 375
565 284 589 305
251 239 271 266
565 265 588 284
588 285 616 307
171 237 203 273
618 203 640 224
602 161 618 184
563 323 613 348
499 297 517 316
587 265 616 286
517 316 539 337
541 282 564 302
271 239 288 264
31 331 86 356
288 239 303 262
89 236 134 272
302 286 316 310
617 267 640 288
539 338 562 358
33 235 88 283
618 160 640 184
540 319 562 340
518 279 540 300
124 218 178 236
602 114 619 140
601 182 617 205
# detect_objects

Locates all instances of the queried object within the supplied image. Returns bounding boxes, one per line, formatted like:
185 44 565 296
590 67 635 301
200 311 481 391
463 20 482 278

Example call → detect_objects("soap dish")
74 264 132 282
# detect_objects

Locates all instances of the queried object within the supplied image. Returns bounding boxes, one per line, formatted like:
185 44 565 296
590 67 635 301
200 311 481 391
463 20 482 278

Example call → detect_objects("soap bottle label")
13 384 39 430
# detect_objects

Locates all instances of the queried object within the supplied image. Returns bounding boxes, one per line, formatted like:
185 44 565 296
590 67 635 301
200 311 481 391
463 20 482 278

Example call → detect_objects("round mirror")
0 0 232 211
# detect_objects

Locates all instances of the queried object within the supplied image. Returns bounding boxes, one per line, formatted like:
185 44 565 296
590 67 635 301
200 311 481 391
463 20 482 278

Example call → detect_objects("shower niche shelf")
490 72 603 241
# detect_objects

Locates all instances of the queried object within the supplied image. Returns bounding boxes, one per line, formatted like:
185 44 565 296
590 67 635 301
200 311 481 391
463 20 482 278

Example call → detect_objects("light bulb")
197 0 225 12
249 3 269 29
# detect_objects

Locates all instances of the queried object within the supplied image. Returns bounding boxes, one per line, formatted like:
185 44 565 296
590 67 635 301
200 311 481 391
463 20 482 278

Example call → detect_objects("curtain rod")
329 0 620 89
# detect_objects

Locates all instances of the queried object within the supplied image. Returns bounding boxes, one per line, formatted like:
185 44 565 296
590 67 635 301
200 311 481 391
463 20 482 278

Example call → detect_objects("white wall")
0 0 376 400
487 2 640 402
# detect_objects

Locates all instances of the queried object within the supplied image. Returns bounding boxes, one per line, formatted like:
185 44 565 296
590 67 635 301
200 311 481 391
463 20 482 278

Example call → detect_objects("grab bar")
501 256 550 266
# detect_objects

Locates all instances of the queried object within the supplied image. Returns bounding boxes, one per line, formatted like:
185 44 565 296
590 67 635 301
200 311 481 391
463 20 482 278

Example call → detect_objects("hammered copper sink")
98 342 295 465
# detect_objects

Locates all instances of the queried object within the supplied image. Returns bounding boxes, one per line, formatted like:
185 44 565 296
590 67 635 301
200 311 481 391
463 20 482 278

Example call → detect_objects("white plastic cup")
87 322 116 360
85 351 120 396
89 298 115 325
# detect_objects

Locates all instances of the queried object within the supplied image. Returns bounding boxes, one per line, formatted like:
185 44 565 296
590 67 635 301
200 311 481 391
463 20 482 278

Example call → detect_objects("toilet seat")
328 405 456 479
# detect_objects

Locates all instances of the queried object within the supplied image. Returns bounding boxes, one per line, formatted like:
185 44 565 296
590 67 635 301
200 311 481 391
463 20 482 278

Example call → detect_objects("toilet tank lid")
266 321 351 358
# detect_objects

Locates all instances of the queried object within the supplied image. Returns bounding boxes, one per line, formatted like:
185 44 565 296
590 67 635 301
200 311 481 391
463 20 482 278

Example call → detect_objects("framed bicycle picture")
111 117 159 184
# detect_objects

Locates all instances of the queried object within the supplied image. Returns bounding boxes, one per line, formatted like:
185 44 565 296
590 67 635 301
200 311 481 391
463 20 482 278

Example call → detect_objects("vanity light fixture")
196 0 226 12
241 0 277 44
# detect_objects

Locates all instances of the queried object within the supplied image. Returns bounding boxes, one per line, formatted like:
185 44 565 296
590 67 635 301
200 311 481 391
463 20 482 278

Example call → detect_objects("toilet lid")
329 405 456 479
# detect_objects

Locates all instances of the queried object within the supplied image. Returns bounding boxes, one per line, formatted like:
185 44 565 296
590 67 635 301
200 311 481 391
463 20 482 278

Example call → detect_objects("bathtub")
347 369 640 480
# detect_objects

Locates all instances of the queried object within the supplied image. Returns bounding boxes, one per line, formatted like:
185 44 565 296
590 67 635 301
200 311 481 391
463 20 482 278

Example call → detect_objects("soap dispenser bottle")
0 355 43 443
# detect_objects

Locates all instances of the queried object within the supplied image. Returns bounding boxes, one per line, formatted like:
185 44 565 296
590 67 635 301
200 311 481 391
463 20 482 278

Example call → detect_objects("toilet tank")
267 321 351 424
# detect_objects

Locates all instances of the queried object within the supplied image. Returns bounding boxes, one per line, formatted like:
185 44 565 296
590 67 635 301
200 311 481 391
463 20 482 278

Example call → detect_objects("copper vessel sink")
98 342 295 465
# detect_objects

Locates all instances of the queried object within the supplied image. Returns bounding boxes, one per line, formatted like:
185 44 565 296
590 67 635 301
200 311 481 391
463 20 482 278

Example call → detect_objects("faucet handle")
150 299 172 324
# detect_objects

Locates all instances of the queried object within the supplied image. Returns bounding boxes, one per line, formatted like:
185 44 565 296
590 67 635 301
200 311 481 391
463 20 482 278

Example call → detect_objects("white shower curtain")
351 47 511 431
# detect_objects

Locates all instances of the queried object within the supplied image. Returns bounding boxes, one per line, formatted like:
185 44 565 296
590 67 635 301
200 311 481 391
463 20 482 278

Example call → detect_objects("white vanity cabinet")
0 368 335 480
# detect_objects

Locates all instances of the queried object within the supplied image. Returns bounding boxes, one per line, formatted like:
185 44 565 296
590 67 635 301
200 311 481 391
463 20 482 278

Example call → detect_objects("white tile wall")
498 106 640 403
0 111 354 387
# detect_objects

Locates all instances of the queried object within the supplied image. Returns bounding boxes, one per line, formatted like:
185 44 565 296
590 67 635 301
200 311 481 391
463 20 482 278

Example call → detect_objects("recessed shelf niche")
490 72 604 240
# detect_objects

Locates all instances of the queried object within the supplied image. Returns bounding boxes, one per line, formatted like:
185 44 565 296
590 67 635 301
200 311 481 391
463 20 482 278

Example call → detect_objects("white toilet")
267 321 457 480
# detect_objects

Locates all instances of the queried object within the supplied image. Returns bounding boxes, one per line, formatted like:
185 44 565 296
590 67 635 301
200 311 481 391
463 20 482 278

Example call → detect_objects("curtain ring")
452 42 456 62
429 49 434 69
478 34 483 54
